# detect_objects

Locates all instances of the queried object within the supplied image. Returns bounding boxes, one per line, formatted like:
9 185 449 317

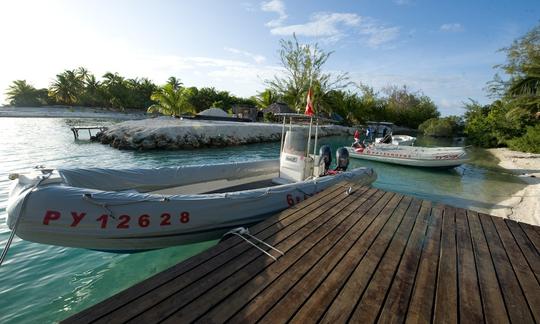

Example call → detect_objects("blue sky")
0 0 538 115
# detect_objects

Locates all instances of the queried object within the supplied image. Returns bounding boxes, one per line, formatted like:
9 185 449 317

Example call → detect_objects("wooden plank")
376 200 432 324
349 198 423 323
316 196 413 323
466 210 509 324
433 206 458 324
405 204 443 324
519 222 540 255
252 193 397 323
192 188 385 323
505 220 540 283
455 208 483 323
289 194 406 323
135 186 374 323
67 182 350 323
492 216 540 322
165 186 375 322
479 213 534 323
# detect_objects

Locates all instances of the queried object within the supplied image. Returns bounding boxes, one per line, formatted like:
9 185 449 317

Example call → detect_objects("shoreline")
94 117 355 150
0 106 147 120
487 148 540 225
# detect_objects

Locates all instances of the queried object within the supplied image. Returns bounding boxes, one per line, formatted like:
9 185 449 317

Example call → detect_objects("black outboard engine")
380 133 392 144
335 147 349 172
319 145 332 173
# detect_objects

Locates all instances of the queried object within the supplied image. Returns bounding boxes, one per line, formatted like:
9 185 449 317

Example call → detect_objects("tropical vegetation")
418 116 463 137
5 33 441 130
464 24 539 152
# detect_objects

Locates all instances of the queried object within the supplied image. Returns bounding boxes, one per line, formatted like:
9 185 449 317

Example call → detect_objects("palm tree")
253 89 278 108
167 76 182 90
101 72 128 109
508 59 540 113
76 66 90 81
5 80 46 106
147 84 195 116
50 70 83 105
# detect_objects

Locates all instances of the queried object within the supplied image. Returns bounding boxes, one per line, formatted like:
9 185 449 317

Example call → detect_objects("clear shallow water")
0 118 525 323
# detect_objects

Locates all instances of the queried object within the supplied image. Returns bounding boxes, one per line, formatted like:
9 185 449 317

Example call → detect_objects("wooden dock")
70 126 107 140
64 182 540 323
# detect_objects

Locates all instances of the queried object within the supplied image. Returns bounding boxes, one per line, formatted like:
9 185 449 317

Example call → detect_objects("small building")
261 102 295 122
262 102 294 114
197 108 229 117
232 105 259 122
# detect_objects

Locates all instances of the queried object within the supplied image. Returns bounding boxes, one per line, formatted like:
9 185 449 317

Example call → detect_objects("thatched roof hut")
197 108 228 117
262 102 294 114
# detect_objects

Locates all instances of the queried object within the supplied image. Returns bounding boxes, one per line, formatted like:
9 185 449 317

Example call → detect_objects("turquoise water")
0 118 526 323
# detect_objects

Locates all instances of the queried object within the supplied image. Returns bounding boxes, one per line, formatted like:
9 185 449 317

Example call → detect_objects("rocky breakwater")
93 118 355 150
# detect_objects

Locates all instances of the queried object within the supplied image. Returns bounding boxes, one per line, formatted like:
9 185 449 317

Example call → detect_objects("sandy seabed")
488 148 540 225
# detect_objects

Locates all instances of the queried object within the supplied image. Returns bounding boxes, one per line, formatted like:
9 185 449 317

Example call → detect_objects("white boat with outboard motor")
374 134 416 146
349 134 469 168
4 114 376 253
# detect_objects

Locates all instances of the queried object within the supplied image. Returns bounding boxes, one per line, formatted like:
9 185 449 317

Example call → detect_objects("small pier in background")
64 182 540 323
70 126 107 140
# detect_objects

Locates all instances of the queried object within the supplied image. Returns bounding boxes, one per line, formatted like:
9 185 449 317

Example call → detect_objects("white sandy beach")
488 148 540 225
0 106 147 120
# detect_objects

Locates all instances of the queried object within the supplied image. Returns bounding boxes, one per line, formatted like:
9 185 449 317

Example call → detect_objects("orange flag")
304 88 314 116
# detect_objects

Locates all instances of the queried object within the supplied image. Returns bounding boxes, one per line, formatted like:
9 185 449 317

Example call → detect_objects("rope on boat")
222 227 284 261
0 172 52 267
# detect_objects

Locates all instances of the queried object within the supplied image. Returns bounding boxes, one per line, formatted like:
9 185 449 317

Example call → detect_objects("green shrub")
418 116 463 137
507 124 540 153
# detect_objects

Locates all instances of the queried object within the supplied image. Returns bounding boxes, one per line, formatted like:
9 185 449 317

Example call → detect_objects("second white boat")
348 143 469 168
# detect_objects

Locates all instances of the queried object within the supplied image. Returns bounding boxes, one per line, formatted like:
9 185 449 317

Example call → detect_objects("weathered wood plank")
164 188 382 323
519 222 540 255
433 205 458 324
479 213 534 323
205 189 386 323
505 219 540 283
289 194 406 323
349 198 423 323
377 200 432 324
317 196 413 323
405 204 443 324
69 183 351 323
65 183 540 324
253 191 396 323
466 210 509 324
455 208 483 324
492 216 540 322
139 186 374 323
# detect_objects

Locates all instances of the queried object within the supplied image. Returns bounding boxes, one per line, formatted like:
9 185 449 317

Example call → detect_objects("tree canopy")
464 23 539 152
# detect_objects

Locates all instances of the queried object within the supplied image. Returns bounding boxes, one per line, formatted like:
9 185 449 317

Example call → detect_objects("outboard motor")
380 133 393 144
335 147 349 172
319 145 332 173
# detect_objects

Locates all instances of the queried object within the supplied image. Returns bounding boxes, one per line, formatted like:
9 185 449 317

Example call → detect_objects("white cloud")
270 13 360 40
357 18 400 47
224 47 266 64
261 0 287 27
440 23 464 32
269 12 398 47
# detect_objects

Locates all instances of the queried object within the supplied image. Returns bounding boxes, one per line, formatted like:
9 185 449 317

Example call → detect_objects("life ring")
355 147 364 153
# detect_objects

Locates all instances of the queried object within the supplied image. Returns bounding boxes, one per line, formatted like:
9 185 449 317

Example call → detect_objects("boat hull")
347 145 469 168
7 163 376 251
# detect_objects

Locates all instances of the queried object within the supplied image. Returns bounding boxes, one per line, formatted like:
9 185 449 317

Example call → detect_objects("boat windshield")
283 130 307 156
